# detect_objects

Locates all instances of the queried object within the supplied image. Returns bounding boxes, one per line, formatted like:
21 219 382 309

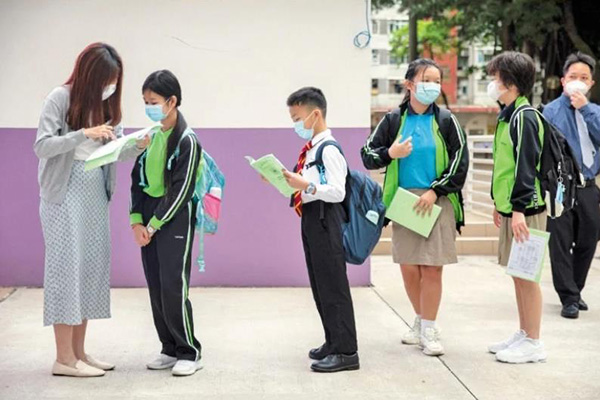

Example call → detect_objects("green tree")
372 0 600 102
389 18 458 62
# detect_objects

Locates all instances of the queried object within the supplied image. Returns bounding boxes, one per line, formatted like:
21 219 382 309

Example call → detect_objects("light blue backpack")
167 129 225 271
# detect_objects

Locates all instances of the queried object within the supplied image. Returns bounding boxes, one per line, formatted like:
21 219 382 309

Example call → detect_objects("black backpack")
510 105 583 219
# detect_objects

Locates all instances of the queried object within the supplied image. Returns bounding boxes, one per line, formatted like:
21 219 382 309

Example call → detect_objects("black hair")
402 58 443 104
486 51 535 96
563 51 596 76
142 70 187 190
286 87 327 118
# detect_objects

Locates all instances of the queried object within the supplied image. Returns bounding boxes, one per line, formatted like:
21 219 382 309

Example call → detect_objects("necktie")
575 109 595 169
293 140 314 217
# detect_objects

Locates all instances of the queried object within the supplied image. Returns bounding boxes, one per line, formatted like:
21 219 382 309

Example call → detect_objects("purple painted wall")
0 127 371 287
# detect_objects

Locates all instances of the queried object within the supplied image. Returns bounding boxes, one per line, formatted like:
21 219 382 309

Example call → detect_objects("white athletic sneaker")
495 338 547 364
172 360 203 376
420 327 445 356
146 354 177 370
487 330 527 354
401 317 421 345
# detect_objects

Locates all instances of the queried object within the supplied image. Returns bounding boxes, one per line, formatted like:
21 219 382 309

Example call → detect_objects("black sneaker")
311 353 360 373
561 303 579 319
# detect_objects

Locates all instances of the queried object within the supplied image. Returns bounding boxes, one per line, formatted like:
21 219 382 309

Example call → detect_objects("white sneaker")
172 360 203 376
146 354 177 370
487 330 527 354
401 317 421 345
495 338 547 364
420 327 445 356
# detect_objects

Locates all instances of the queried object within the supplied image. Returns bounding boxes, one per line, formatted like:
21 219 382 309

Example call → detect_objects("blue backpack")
309 141 386 265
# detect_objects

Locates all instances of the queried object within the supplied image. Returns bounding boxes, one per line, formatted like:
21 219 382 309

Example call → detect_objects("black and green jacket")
491 96 545 217
361 102 469 231
129 123 202 231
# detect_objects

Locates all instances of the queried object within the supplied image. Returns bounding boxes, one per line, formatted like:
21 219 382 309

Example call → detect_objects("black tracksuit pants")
301 201 358 355
547 182 600 306
141 197 201 361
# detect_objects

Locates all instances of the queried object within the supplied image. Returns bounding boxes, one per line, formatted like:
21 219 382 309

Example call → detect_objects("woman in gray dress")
34 43 148 377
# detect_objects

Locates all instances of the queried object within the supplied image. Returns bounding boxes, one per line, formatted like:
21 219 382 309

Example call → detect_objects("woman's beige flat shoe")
84 354 116 371
52 360 105 377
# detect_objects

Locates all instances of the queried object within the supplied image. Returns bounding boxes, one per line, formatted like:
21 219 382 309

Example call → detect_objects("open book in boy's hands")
245 154 296 197
84 125 158 171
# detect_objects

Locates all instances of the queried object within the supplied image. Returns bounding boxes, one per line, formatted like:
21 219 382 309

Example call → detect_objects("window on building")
372 49 380 65
389 79 403 94
379 19 389 34
372 79 379 90
389 20 402 33
372 20 379 34
380 50 389 65
477 80 490 93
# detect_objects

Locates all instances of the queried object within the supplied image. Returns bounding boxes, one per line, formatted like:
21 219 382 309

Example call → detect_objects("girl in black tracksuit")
129 70 202 376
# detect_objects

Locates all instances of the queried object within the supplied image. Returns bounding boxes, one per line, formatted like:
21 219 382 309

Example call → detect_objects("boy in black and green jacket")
486 51 547 365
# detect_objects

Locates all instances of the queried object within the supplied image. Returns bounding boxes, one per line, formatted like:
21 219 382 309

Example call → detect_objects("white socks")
421 319 436 335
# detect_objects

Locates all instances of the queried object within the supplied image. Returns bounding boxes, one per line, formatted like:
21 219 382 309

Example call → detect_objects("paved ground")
1 255 599 399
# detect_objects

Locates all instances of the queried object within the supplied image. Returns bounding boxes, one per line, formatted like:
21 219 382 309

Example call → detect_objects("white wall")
0 0 371 128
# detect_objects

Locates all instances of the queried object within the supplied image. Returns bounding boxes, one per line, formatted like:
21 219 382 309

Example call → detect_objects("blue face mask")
294 112 316 140
414 82 441 105
145 104 166 122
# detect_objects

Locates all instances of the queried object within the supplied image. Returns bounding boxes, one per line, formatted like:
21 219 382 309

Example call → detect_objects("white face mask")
487 80 507 102
565 80 590 96
102 84 117 101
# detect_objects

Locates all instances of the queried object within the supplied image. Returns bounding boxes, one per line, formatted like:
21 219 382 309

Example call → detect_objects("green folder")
385 188 442 238
245 154 296 197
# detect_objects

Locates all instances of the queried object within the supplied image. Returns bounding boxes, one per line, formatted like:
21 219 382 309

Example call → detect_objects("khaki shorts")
498 211 547 266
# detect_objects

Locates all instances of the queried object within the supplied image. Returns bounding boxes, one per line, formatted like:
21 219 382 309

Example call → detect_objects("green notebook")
385 188 442 238
245 154 296 197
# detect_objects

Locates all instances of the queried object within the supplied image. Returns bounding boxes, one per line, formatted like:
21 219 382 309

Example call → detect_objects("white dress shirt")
301 129 347 204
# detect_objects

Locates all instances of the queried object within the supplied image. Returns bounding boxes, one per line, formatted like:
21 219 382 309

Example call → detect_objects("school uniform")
361 102 469 266
294 129 358 359
491 96 547 266
130 124 202 362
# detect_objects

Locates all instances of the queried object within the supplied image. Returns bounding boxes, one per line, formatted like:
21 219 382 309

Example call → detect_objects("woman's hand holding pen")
84 124 116 141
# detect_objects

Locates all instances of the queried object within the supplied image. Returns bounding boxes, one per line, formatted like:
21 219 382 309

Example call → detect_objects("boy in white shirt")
282 87 359 373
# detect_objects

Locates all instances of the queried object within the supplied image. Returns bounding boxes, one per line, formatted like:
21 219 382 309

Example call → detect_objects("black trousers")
547 183 600 305
141 197 201 361
301 201 358 355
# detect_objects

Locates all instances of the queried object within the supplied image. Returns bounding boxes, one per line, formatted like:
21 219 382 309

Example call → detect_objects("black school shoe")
311 353 360 373
309 343 330 361
561 303 580 319
579 299 589 311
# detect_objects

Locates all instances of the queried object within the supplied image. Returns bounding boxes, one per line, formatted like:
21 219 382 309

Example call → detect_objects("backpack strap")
306 140 345 184
437 107 453 137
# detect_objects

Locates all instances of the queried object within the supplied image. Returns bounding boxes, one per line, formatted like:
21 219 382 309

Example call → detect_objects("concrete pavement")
1 256 599 399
